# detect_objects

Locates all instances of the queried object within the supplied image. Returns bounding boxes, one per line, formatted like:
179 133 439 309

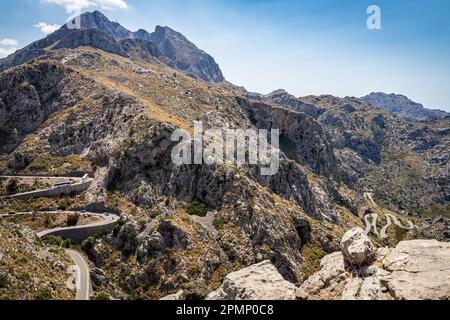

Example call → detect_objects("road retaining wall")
11 180 92 200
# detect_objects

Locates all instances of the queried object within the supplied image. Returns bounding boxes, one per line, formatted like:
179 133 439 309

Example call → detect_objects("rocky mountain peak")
361 92 448 120
149 25 224 83
263 89 322 118
0 11 225 83
266 89 289 97
77 10 133 39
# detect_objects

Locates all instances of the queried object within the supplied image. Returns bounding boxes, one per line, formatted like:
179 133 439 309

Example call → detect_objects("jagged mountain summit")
0 10 224 83
361 92 449 121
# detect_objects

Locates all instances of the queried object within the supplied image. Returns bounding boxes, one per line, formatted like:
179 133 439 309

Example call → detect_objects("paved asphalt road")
0 210 118 301
36 214 119 239
66 250 91 300
363 193 415 239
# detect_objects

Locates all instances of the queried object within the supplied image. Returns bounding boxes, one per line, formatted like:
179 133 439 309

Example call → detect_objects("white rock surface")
382 240 450 300
301 232 450 300
300 252 347 298
340 228 376 267
160 290 185 300
206 260 296 300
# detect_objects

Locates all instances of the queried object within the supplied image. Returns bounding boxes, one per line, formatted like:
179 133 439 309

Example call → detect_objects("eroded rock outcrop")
299 228 450 300
206 260 296 300
382 240 450 300
340 228 376 267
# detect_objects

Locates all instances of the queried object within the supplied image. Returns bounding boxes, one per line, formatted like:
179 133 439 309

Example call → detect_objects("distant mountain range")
260 89 449 121
0 10 224 83
360 92 449 121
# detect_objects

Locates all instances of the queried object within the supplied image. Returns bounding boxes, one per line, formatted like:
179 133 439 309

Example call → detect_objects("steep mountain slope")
301 94 449 216
0 47 360 298
263 89 322 118
0 222 74 300
147 26 224 83
0 11 223 83
262 88 449 216
361 92 449 120
0 11 448 300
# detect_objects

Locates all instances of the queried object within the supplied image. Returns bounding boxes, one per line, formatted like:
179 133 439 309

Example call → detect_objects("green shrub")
149 210 159 219
394 225 408 244
212 216 227 230
43 235 64 246
34 288 52 300
58 200 70 211
112 223 122 237
62 239 72 248
93 292 111 300
0 274 8 289
6 179 18 195
18 272 31 282
81 237 95 252
186 199 208 217
66 213 80 227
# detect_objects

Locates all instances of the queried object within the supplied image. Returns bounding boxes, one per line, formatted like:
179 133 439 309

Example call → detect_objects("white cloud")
0 39 18 58
96 0 128 10
0 38 18 46
43 0 128 13
34 22 61 34
0 47 17 58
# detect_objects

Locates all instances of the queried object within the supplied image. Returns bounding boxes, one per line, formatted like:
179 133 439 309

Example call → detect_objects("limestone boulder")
340 228 376 267
382 240 450 300
206 261 296 300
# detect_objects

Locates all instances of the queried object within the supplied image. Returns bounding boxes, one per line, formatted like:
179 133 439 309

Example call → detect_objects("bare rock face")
206 261 296 300
299 252 347 298
160 290 185 300
361 92 448 121
341 276 386 300
300 231 450 300
382 240 450 300
340 228 376 267
149 25 224 83
0 62 70 152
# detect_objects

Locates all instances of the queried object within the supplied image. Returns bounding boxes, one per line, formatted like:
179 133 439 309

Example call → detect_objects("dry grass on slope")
0 222 74 300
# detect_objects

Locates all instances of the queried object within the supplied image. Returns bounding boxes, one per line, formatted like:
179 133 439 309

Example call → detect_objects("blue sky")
1 0 450 111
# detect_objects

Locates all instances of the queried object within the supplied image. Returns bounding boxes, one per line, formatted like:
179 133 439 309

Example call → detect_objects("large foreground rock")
340 228 376 267
300 228 450 300
382 240 450 300
206 261 296 300
299 252 347 299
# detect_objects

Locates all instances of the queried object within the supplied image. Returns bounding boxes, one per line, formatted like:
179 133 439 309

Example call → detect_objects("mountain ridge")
0 10 224 83
361 92 449 120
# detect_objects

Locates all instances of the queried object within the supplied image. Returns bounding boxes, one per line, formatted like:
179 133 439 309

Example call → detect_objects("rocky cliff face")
202 228 450 300
272 92 450 216
77 10 134 39
0 61 90 154
148 26 224 83
361 92 449 120
206 260 297 300
263 89 322 118
54 29 129 57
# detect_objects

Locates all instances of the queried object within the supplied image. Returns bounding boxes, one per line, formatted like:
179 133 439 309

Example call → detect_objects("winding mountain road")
364 213 379 235
36 213 119 240
363 192 415 239
66 249 91 300
1 210 119 300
